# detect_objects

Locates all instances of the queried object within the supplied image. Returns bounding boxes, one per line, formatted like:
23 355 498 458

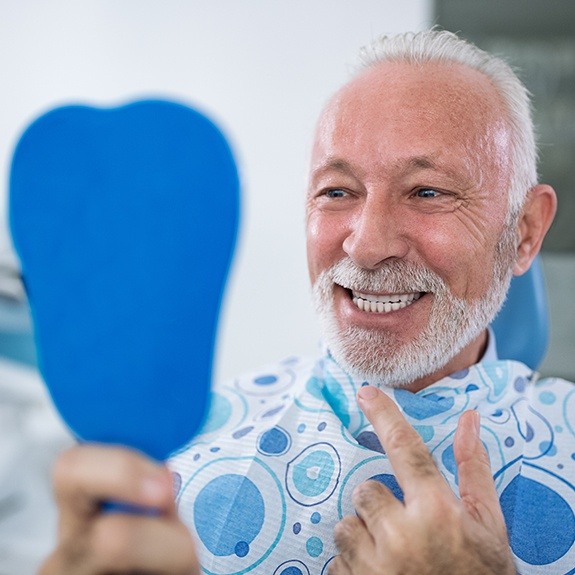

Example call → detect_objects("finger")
41 513 199 575
333 515 375 573
357 386 450 498
53 444 174 536
454 411 504 523
352 479 402 529
88 513 199 575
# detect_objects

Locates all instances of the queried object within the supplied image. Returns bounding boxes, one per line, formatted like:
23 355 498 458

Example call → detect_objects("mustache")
316 258 449 295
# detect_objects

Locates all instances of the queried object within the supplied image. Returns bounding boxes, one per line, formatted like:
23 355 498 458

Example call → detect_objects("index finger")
357 385 451 499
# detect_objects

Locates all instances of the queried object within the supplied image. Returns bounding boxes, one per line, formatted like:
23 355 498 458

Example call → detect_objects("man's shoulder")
533 373 575 394
527 373 575 417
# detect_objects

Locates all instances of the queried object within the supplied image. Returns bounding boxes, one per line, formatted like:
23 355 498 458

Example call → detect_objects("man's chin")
323 326 429 388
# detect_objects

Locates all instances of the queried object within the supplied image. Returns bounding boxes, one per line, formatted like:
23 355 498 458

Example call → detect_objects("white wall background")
0 1 432 383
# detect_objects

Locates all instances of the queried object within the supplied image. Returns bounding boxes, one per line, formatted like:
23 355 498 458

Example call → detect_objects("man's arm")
40 444 199 575
330 385 516 575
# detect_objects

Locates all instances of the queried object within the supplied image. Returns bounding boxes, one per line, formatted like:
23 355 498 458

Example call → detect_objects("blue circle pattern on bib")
172 357 575 575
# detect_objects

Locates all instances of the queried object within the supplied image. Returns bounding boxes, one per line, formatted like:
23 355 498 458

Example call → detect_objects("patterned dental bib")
170 353 575 575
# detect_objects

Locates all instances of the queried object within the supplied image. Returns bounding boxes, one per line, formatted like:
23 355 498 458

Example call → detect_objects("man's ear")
513 184 557 276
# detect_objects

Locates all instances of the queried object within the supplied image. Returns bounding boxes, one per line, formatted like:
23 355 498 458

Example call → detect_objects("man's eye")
325 188 347 198
415 188 440 198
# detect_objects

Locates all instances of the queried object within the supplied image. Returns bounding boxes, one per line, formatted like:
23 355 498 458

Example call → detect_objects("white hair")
357 30 538 220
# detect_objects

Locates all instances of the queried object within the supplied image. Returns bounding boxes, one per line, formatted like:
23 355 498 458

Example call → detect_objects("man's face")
306 61 518 391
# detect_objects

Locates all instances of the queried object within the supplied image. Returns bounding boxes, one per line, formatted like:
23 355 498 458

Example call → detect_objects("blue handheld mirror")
9 100 240 461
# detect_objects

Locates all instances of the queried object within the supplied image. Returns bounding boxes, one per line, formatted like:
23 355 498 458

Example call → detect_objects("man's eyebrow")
311 158 355 174
312 155 461 181
315 156 439 173
401 155 470 183
404 156 437 171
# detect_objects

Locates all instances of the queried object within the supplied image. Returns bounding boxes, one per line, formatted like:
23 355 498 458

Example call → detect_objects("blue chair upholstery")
491 256 549 370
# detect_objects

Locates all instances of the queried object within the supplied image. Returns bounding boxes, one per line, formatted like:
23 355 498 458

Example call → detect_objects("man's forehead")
312 60 510 161
309 60 513 193
319 59 506 129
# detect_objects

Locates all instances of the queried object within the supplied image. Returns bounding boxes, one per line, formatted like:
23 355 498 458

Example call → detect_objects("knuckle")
385 520 410 549
384 422 417 453
413 496 466 544
99 447 138 478
52 446 83 489
352 479 382 509
51 447 97 512
353 479 375 498
385 424 439 477
410 449 438 478
333 516 356 548
351 481 369 506
430 495 460 522
332 518 347 545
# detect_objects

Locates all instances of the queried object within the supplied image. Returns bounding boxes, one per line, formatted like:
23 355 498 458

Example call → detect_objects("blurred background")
0 1 572 573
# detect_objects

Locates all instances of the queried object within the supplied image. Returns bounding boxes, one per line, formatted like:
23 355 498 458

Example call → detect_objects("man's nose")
342 203 409 269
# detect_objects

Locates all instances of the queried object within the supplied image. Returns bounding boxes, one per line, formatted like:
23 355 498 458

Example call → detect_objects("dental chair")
491 256 549 370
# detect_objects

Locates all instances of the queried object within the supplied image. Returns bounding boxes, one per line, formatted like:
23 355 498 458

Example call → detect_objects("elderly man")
42 30 569 575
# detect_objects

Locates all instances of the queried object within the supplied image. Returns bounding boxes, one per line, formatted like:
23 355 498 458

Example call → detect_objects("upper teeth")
351 291 421 313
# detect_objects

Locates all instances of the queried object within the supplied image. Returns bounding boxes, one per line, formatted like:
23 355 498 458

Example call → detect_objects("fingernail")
472 410 481 435
358 385 379 400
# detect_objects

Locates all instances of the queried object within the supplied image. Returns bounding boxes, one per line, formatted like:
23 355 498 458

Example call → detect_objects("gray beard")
312 227 517 388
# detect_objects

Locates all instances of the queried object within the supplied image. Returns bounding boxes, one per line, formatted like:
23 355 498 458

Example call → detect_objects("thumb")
454 411 503 524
